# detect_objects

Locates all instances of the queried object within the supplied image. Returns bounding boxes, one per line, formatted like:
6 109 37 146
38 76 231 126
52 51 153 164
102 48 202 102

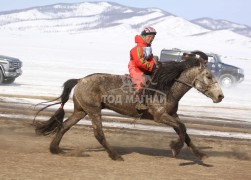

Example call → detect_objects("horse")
34 57 224 161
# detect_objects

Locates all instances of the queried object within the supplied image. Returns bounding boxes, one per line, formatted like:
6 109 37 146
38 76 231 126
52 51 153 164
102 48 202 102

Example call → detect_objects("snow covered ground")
0 29 251 124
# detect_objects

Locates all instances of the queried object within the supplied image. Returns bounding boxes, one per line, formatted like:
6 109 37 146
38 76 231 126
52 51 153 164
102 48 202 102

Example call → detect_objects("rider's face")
143 34 155 45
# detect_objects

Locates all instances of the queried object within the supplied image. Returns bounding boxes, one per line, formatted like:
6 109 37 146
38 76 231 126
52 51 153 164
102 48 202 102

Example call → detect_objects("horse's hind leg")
50 110 87 154
89 113 123 161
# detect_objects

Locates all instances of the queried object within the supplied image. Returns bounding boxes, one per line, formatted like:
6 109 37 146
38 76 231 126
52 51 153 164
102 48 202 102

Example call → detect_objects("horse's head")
150 58 224 103
192 63 224 103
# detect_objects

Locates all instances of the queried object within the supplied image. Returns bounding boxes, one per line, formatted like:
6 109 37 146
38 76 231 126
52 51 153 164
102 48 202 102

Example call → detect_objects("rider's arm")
131 46 155 72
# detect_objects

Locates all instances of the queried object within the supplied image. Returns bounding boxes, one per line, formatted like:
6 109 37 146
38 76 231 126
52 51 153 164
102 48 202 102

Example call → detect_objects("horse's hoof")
190 147 208 160
171 149 177 157
170 141 182 157
171 148 182 158
50 146 63 154
110 154 124 161
115 156 124 161
200 154 209 160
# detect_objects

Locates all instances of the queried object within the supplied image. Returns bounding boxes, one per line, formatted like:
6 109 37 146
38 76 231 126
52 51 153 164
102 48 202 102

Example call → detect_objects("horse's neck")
168 70 196 101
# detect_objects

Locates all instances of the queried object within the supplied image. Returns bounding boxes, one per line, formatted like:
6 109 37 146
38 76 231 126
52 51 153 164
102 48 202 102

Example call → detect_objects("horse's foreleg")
170 124 185 157
152 109 185 158
89 113 123 161
172 114 208 160
50 111 87 154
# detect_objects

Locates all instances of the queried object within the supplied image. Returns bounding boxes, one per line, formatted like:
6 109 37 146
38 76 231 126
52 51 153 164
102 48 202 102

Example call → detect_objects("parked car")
0 55 22 84
159 48 244 88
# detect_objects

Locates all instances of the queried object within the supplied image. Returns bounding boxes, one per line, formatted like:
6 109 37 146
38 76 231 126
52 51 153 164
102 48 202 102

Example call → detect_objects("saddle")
122 74 152 90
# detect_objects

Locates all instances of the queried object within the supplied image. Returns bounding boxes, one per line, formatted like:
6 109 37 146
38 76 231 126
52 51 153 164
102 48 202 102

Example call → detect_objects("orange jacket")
128 35 155 74
128 35 155 90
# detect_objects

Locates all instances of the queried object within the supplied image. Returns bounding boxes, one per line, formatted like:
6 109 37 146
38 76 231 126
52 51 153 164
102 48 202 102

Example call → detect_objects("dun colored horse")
35 57 224 161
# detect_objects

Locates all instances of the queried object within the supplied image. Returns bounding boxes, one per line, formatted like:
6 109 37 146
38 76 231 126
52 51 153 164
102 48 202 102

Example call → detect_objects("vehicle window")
208 56 215 63
160 50 181 62
215 54 222 63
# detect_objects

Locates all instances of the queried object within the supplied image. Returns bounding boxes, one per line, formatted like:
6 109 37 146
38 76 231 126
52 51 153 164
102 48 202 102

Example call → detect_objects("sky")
0 0 250 27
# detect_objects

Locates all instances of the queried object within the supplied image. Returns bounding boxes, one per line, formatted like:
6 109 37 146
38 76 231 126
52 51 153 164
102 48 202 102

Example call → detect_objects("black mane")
147 58 201 95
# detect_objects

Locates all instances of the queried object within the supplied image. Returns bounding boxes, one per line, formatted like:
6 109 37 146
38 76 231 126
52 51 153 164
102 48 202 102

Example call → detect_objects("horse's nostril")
219 94 224 100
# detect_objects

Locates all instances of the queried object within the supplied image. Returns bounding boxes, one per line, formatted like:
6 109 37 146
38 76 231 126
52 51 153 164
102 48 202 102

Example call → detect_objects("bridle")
174 64 218 93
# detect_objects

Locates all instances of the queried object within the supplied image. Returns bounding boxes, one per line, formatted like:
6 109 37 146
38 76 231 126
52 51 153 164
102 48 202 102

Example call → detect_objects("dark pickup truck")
159 48 244 88
0 55 22 84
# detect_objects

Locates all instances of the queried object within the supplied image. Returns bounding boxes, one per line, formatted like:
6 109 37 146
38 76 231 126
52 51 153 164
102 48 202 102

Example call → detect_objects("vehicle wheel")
4 77 15 84
219 74 236 88
0 70 3 84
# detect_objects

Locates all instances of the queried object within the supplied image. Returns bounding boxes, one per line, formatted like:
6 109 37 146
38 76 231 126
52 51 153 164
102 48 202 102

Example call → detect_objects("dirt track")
0 95 251 179
1 117 251 180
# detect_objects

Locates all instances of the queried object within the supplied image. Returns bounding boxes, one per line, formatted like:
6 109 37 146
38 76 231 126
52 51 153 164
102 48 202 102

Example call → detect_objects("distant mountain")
0 2 170 31
0 1 250 40
0 2 250 58
0 2 208 36
192 18 251 38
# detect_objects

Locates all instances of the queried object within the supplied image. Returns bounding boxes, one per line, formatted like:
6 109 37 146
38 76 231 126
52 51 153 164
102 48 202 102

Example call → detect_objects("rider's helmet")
141 27 157 36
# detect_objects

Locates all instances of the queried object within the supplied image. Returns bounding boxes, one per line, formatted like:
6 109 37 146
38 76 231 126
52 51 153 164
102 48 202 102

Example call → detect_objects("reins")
174 78 193 88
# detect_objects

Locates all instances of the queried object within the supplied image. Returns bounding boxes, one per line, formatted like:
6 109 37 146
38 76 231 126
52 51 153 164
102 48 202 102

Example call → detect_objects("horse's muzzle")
214 94 224 103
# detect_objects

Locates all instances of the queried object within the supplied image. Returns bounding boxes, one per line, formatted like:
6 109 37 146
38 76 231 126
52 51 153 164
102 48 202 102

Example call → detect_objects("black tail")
34 79 79 136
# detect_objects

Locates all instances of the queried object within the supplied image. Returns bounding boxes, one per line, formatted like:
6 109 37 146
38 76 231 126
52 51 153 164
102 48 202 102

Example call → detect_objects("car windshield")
208 54 223 63
215 54 223 63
